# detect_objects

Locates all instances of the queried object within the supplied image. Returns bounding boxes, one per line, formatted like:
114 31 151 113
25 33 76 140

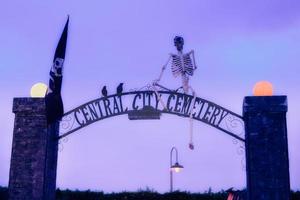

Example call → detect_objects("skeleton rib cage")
171 53 194 78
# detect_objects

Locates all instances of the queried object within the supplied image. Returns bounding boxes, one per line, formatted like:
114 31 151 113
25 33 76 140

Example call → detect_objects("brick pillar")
9 98 59 200
243 96 290 200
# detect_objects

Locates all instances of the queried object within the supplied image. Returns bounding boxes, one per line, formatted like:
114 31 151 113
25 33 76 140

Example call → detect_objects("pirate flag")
45 17 69 124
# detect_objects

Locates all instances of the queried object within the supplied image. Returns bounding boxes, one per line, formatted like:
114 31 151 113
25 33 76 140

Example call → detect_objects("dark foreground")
1 186 300 200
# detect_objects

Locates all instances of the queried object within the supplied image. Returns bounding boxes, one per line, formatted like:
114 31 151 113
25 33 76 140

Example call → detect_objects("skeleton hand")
152 79 160 86
194 65 197 70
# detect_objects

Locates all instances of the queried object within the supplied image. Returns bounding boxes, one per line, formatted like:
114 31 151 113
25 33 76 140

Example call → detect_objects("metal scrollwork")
58 140 64 152
60 114 76 135
224 115 244 137
58 135 69 152
58 114 74 151
129 83 153 92
224 114 246 170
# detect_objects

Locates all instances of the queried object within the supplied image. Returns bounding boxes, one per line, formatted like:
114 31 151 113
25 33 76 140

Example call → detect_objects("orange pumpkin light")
253 81 273 96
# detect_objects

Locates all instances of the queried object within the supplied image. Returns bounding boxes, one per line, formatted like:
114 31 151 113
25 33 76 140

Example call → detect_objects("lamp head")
171 162 184 173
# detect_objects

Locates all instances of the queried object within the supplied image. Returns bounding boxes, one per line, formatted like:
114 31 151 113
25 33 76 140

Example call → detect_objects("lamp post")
170 147 184 192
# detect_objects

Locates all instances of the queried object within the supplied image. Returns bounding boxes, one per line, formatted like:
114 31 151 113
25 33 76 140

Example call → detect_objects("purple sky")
0 0 300 193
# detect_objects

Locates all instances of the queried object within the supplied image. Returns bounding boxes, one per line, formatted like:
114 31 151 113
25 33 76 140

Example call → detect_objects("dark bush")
1 186 300 200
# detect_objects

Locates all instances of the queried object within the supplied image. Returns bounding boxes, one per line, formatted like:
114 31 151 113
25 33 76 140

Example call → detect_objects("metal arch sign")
59 91 245 142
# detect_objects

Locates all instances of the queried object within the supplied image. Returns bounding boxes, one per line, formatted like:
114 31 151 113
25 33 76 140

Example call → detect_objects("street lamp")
170 147 184 192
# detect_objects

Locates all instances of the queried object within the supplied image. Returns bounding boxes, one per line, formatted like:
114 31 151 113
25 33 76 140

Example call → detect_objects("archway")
58 90 245 143
9 94 290 200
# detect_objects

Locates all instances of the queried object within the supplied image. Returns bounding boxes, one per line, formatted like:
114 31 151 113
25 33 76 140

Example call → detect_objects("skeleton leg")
152 82 168 111
188 86 197 150
151 62 169 111
182 74 189 94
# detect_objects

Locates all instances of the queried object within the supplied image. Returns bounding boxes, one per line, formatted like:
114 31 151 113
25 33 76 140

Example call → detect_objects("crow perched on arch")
117 83 123 95
101 86 108 97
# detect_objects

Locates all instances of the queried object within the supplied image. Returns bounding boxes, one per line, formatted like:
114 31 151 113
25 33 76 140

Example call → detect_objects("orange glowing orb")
253 81 273 96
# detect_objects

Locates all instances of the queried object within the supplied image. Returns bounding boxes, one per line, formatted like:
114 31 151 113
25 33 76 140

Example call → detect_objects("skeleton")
152 36 197 150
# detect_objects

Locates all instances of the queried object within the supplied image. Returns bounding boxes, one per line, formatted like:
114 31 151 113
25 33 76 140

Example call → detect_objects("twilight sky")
0 0 300 193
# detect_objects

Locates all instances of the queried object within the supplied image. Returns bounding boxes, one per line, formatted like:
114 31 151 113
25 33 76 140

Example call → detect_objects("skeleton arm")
190 50 197 70
153 54 171 84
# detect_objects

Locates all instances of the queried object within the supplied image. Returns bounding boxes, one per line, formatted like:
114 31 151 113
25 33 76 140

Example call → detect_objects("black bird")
101 86 108 97
116 83 123 95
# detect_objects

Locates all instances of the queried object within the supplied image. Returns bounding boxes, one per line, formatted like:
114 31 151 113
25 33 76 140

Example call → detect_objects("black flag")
45 17 69 124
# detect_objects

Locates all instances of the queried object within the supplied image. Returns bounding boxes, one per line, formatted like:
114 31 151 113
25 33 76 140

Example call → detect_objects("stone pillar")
9 98 59 200
243 96 290 200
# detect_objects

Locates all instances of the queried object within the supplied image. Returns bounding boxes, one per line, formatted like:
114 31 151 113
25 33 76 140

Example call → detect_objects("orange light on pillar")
253 81 273 96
